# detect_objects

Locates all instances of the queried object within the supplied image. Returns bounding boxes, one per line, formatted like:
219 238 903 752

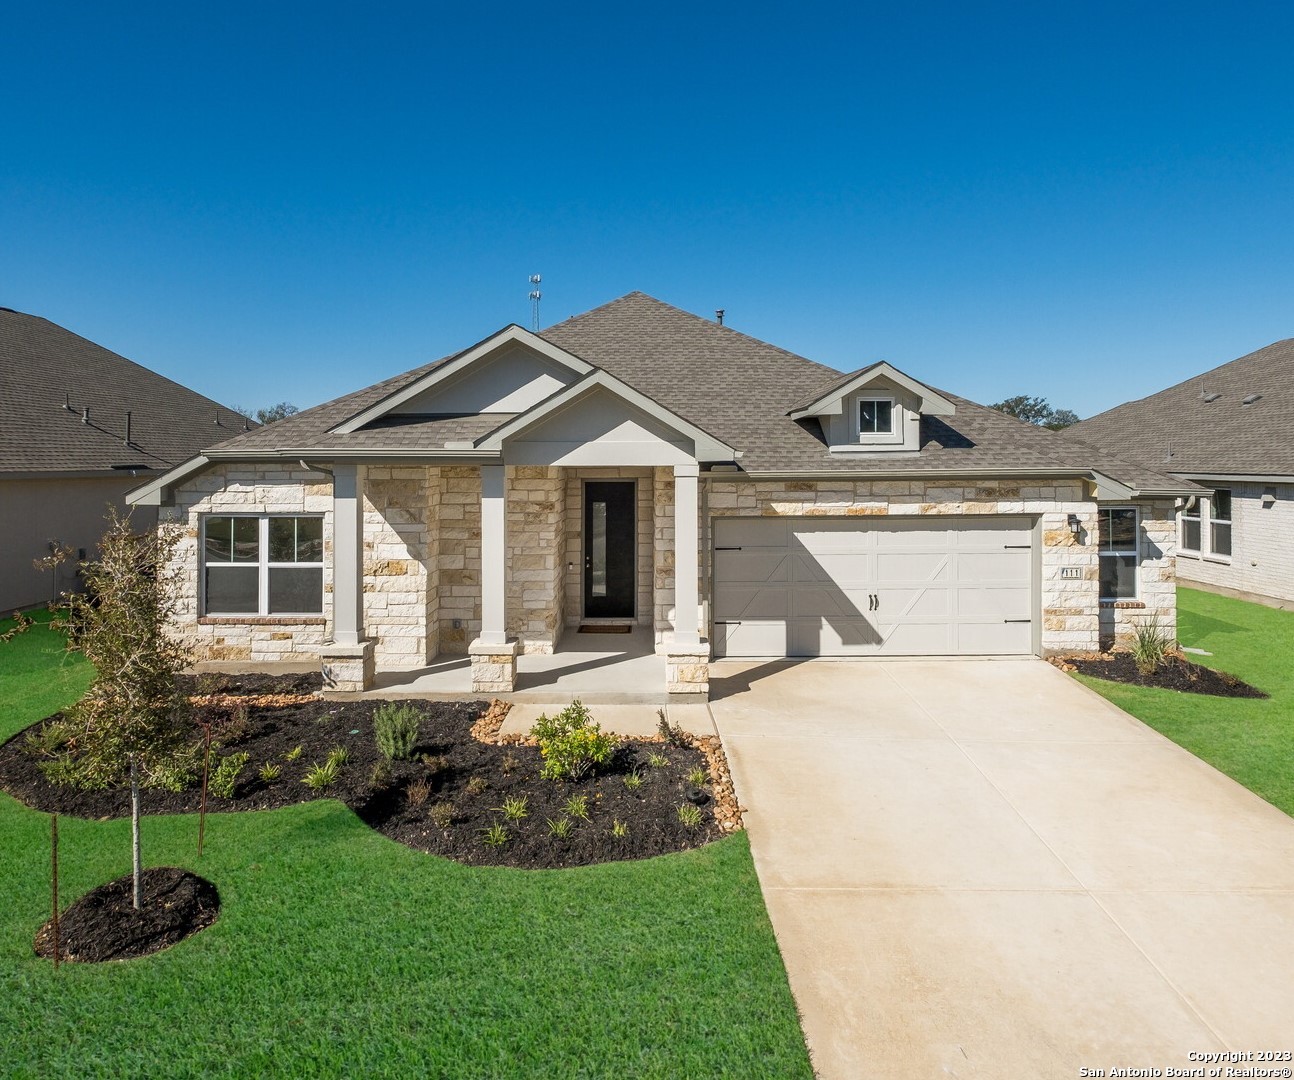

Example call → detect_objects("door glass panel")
591 501 607 597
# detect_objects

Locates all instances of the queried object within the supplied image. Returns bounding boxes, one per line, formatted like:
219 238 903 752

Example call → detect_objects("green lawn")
1076 587 1294 817
0 612 812 1079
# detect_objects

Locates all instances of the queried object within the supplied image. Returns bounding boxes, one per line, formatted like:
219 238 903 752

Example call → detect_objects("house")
1064 338 1294 607
0 307 256 612
127 292 1195 697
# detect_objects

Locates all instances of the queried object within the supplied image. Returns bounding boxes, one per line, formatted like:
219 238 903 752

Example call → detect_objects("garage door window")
1098 507 1139 600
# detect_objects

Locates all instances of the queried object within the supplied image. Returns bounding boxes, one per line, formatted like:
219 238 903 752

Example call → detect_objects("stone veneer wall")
564 468 654 628
1175 482 1294 604
702 477 1108 655
653 468 676 647
162 463 334 662
1099 499 1178 649
507 466 565 652
363 467 438 668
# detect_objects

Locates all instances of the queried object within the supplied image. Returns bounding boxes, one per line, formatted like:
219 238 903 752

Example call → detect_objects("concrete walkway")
710 658 1294 1079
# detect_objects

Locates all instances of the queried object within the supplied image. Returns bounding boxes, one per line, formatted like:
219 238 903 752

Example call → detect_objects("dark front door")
583 481 636 618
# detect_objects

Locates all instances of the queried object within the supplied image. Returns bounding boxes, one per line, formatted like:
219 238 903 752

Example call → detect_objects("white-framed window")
1207 488 1232 558
1179 500 1201 554
858 397 894 436
1098 506 1139 600
202 515 324 615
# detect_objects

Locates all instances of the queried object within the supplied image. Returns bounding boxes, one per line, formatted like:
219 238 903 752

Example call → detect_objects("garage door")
712 517 1035 658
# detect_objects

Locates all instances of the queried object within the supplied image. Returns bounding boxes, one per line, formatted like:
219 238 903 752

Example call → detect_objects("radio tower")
528 274 542 331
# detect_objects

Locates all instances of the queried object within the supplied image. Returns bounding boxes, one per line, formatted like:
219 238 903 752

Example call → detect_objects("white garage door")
712 517 1035 658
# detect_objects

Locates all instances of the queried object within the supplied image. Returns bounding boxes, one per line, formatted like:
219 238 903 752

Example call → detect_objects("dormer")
788 361 955 454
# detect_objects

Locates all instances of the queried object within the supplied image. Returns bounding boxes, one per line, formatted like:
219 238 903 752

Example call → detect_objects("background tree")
991 395 1079 430
233 402 299 425
52 510 192 909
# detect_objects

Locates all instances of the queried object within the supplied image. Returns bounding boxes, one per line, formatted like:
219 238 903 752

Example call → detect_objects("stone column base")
469 638 520 693
665 643 710 698
320 640 375 693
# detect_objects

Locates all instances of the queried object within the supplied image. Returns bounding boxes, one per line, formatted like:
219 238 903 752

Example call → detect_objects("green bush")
374 702 421 761
1130 617 1176 676
210 751 250 799
303 758 340 791
530 700 617 782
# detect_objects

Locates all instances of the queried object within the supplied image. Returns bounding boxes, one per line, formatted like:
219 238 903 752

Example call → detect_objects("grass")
0 611 811 1079
1075 587 1294 817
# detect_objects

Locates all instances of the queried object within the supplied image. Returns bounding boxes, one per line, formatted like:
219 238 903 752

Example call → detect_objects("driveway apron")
710 658 1294 1079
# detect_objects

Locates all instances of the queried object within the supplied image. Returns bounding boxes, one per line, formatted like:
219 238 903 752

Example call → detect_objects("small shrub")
258 761 282 783
38 754 82 788
623 770 644 792
547 816 574 840
563 794 590 821
531 700 617 782
210 751 250 799
326 746 349 769
421 753 449 774
656 708 690 747
374 702 421 761
465 775 488 796
611 819 629 839
406 777 432 807
430 801 454 828
145 743 202 792
369 760 392 789
501 752 521 775
482 824 509 847
22 718 73 759
1130 617 1175 676
221 705 252 743
284 745 303 762
676 803 703 829
496 796 528 821
647 751 670 769
303 758 340 791
687 766 708 787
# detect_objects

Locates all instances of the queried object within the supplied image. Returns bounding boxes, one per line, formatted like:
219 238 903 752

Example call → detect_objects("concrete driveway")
709 659 1294 1079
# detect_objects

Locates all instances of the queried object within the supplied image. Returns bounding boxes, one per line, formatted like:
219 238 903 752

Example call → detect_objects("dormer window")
859 398 894 436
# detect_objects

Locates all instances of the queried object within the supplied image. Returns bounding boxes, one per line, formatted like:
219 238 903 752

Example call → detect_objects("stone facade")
507 466 565 651
436 466 481 653
1175 481 1294 605
162 463 334 662
1099 499 1178 649
363 467 437 668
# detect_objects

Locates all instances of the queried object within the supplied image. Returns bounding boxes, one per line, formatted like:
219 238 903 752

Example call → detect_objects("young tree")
53 510 192 909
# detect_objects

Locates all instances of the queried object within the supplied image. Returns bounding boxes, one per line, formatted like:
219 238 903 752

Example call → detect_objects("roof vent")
715 309 725 326
82 407 90 424
1203 392 1221 403
1243 393 1263 406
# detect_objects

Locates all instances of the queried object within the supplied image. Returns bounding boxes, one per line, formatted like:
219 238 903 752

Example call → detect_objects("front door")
583 481 636 618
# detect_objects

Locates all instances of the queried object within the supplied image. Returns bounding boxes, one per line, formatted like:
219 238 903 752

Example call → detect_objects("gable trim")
331 325 595 434
789 362 956 420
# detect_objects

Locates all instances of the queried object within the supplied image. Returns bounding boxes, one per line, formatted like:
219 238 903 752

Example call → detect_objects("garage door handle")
714 546 742 551
868 593 879 611
1003 544 1031 549
1003 618 1031 623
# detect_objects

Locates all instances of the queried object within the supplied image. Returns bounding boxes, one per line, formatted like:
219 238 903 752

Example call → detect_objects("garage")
711 516 1036 658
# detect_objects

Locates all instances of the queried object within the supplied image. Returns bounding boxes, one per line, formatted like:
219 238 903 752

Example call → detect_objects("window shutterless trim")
201 514 324 617
1098 505 1140 601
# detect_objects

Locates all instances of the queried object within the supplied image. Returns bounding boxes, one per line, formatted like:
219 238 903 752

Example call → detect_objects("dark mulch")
177 670 324 696
1 689 722 869
1068 653 1268 698
33 867 219 962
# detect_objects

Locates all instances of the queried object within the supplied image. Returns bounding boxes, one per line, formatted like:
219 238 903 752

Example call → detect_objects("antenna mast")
528 274 542 331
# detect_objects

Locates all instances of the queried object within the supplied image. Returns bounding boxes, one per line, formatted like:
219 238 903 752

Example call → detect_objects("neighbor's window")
1207 489 1232 558
203 515 323 615
1098 507 1139 600
859 398 894 435
1179 500 1201 554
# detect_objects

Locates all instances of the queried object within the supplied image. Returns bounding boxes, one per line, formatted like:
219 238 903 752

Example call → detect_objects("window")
1098 507 1139 600
1179 500 1201 554
203 515 323 615
1207 489 1232 558
859 398 894 435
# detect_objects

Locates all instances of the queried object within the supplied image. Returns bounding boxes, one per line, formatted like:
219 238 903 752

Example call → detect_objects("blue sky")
3 2 1292 419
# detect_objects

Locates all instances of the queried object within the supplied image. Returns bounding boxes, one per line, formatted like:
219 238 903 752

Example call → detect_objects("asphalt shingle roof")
1 308 255 475
1061 338 1294 478
200 291 1189 491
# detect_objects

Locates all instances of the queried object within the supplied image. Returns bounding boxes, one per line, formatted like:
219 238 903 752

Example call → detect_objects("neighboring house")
0 308 255 611
128 292 1195 697
1064 338 1294 607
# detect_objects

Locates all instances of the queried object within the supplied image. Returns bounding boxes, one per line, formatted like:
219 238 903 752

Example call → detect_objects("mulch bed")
1 680 733 869
1058 653 1268 698
33 867 219 962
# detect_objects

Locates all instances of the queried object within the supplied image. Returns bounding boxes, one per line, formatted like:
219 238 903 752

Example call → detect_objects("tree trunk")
130 755 142 911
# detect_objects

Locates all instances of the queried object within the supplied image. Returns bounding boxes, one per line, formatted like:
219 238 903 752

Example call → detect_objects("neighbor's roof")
200 292 1190 492
1062 338 1294 478
0 308 254 475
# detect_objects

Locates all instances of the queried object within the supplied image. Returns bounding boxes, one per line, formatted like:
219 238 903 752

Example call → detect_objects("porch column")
479 464 508 645
321 462 374 692
470 464 518 692
672 463 701 646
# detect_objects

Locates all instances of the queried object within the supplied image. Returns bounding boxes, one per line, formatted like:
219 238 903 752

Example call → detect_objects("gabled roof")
0 308 255 476
787 361 956 419
161 291 1193 494
1061 338 1294 478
